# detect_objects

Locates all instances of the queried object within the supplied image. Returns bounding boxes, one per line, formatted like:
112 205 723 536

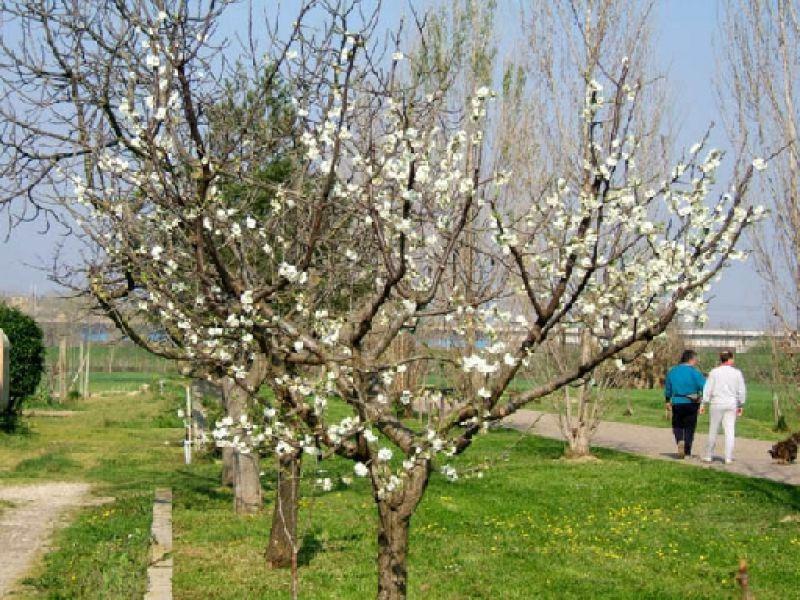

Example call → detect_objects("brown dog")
769 432 800 464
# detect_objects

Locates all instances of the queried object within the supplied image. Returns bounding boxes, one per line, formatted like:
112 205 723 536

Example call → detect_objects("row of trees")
0 1 777 597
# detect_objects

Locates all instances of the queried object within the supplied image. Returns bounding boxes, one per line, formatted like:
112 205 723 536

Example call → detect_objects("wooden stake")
83 340 91 398
184 386 192 465
78 339 84 397
735 559 751 599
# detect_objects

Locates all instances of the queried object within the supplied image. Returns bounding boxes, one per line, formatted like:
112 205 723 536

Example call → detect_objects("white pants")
705 406 737 461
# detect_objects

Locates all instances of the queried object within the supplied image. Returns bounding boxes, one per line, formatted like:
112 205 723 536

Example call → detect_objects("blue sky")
0 0 769 327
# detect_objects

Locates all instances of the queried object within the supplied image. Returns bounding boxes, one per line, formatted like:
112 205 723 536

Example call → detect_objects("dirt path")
503 411 800 486
0 482 92 597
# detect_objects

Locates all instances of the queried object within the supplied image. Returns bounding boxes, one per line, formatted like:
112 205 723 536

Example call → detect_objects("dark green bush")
0 302 45 420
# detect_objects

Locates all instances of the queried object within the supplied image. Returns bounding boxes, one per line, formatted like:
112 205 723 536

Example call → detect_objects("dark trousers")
671 403 699 454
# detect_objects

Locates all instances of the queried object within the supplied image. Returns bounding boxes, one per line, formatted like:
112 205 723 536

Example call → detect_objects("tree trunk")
376 505 411 600
233 449 262 514
563 329 596 459
373 462 430 600
566 424 592 458
222 378 262 514
221 446 235 487
266 452 301 568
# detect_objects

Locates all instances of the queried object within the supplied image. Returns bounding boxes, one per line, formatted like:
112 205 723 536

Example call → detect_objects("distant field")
28 340 799 440
44 342 176 374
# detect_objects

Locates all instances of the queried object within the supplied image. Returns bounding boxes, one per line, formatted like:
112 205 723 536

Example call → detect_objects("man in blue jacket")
664 349 706 458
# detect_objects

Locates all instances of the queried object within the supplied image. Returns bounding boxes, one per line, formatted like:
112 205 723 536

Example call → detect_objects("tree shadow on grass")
297 529 363 566
171 468 232 504
737 475 800 512
0 414 34 435
297 530 325 566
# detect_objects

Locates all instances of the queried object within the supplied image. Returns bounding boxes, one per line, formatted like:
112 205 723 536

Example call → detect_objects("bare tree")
718 0 800 419
539 329 603 458
719 0 799 331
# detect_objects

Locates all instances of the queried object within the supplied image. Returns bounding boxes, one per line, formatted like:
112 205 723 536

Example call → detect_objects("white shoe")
702 457 712 463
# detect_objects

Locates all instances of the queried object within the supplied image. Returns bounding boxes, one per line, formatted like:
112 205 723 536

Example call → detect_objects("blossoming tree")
213 27 767 600
0 0 393 564
0 0 489 576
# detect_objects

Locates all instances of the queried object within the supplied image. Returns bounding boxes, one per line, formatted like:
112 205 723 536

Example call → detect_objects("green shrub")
0 302 45 420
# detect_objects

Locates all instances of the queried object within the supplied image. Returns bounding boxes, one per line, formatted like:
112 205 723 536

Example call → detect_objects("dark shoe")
677 441 685 459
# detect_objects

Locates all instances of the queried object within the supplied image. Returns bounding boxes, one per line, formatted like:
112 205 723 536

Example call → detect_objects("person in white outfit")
700 351 746 464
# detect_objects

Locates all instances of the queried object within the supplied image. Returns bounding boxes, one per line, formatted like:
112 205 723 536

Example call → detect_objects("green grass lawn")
1 373 799 598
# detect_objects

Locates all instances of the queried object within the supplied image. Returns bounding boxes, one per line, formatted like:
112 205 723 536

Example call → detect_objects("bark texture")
222 378 262 514
233 448 262 514
266 452 301 568
565 425 592 458
374 462 430 600
221 446 235 487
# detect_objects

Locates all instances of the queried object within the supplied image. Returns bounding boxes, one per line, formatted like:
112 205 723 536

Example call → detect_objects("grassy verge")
2 374 799 598
515 382 797 442
0 373 188 598
599 383 796 441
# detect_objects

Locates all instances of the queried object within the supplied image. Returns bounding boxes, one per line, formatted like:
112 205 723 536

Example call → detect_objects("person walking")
664 349 706 459
701 350 746 465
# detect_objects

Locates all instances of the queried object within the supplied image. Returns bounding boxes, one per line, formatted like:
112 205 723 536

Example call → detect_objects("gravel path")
503 410 800 486
0 482 92 597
